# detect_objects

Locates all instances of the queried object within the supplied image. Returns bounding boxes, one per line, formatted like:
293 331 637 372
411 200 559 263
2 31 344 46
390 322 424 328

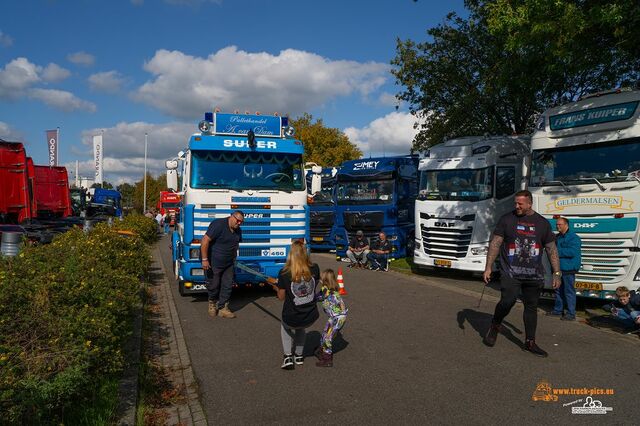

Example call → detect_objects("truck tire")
406 232 415 257
178 280 186 297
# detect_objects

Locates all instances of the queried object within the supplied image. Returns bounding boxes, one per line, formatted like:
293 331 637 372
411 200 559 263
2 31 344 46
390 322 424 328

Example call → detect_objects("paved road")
158 237 638 424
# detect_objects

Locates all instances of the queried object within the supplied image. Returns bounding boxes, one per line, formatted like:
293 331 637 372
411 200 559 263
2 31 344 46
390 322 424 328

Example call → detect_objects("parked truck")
91 188 123 218
306 165 338 250
168 111 308 296
335 155 419 260
530 88 640 298
157 191 181 225
413 136 530 272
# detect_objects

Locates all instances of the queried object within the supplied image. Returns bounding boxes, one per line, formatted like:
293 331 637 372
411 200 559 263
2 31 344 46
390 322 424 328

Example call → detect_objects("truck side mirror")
167 170 178 191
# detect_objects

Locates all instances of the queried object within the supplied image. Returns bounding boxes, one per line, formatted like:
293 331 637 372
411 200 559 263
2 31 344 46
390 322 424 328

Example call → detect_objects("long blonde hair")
320 269 338 291
282 240 312 282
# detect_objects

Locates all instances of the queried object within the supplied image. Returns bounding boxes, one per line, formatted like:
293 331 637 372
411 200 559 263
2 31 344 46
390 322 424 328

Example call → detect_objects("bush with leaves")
113 213 159 244
0 224 150 424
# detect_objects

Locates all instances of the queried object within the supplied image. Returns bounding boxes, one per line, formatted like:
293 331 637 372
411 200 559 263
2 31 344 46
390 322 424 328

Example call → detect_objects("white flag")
93 134 103 185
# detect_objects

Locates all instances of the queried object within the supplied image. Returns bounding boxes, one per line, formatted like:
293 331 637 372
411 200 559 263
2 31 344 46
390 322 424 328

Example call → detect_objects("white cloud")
74 121 194 183
0 30 13 47
67 51 95 66
0 57 41 99
88 71 127 93
344 112 419 156
134 46 389 119
42 63 71 83
377 92 399 107
0 121 24 141
28 88 97 112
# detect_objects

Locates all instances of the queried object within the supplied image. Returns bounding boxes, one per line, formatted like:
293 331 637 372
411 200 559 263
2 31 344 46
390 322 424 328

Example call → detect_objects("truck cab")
413 136 530 272
306 166 338 250
168 111 308 296
335 156 419 260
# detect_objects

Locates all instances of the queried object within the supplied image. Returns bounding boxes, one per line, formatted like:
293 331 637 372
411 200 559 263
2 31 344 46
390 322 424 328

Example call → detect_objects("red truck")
157 191 181 225
0 140 35 223
1 140 73 223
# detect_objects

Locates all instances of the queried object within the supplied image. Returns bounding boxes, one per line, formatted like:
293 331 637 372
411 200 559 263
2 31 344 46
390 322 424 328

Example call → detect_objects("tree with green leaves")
291 113 362 167
392 0 640 152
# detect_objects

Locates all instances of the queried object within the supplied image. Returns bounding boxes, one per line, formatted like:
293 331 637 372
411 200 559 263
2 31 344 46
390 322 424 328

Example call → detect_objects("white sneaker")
281 354 294 370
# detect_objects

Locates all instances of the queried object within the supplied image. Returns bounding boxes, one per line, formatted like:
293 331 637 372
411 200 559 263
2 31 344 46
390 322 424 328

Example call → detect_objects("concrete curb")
153 244 208 425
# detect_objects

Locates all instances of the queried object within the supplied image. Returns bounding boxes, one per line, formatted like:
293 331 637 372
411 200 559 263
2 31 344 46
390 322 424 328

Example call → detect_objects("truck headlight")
388 235 398 241
415 241 421 250
189 248 201 259
634 268 640 281
470 246 488 256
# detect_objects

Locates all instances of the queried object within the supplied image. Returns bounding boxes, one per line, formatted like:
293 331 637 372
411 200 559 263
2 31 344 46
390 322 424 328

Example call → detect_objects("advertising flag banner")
46 129 58 166
93 134 103 185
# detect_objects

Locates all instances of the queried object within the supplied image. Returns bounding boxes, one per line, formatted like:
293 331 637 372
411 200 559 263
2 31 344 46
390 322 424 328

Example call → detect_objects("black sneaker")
293 354 304 365
483 323 501 347
523 339 548 357
281 354 294 370
545 311 562 317
561 315 576 321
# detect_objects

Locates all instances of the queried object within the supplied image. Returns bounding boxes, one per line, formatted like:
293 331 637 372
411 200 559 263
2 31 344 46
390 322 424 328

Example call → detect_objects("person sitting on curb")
603 286 640 329
367 231 391 271
346 230 369 268
546 217 581 321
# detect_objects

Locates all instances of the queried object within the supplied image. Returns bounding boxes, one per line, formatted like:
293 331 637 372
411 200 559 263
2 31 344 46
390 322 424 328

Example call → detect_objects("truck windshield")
530 137 640 187
418 167 493 201
311 183 335 205
190 150 304 191
336 179 394 205
104 196 121 208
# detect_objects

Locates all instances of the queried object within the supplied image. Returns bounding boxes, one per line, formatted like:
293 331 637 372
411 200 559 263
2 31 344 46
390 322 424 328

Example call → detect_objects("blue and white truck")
334 156 419 260
167 112 308 296
306 165 338 250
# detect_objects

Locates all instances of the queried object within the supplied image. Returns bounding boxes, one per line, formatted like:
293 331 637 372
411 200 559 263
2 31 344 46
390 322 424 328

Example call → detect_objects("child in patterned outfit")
315 269 348 367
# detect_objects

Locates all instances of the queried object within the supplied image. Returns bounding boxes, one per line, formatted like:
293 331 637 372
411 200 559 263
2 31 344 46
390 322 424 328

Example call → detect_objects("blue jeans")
367 252 388 270
164 223 169 234
553 273 576 317
611 307 640 328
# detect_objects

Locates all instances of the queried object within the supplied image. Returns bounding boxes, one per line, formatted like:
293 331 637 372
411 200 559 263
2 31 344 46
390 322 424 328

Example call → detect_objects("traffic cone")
337 267 347 296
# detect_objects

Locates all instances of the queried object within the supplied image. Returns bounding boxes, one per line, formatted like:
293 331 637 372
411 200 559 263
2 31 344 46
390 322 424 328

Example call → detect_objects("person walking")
482 190 561 357
272 240 320 370
547 217 581 321
200 211 244 319
163 212 171 235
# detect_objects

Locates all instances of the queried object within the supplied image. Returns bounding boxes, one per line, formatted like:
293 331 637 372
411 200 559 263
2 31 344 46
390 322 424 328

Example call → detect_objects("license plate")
575 281 603 291
312 237 323 241
434 259 452 268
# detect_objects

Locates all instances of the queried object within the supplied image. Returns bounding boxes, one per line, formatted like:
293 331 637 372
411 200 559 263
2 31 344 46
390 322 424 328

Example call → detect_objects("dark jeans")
367 252 389 270
206 264 234 308
492 277 543 340
553 273 576 317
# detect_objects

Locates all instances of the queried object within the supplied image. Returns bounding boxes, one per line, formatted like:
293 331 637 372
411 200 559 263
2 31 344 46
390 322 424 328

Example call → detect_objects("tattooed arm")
545 241 562 289
483 234 504 284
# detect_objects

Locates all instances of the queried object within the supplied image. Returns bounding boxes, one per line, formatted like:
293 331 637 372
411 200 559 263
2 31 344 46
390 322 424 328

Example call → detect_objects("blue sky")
0 0 465 184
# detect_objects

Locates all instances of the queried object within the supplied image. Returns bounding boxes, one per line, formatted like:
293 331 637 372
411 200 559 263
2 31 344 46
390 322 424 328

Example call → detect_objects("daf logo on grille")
434 222 455 227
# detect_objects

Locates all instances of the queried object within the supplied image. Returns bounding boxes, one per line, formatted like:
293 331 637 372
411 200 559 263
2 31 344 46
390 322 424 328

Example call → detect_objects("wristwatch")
553 271 562 278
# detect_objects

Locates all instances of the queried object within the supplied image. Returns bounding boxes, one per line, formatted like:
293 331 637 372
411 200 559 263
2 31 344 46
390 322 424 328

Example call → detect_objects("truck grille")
421 224 472 259
310 212 334 239
576 238 632 283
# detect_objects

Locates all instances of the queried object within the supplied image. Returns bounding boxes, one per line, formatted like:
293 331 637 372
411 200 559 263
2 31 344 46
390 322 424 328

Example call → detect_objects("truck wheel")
406 232 415 257
178 280 186 297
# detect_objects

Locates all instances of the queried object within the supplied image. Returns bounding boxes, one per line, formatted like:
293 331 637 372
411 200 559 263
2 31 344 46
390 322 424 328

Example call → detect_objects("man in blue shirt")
201 211 244 319
548 217 581 321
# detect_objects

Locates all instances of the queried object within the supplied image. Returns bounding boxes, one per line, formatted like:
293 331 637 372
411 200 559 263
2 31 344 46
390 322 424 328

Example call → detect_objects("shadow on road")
456 308 524 348
303 330 349 357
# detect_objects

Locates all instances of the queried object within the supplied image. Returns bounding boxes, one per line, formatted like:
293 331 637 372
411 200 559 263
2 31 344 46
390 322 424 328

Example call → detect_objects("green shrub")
114 214 158 244
0 225 150 424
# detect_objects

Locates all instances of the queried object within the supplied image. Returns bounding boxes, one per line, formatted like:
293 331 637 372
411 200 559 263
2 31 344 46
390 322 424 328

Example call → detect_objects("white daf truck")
530 88 640 298
414 135 530 272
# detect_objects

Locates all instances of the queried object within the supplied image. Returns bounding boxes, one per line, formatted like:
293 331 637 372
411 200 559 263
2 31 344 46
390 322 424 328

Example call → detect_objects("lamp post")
143 132 148 213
